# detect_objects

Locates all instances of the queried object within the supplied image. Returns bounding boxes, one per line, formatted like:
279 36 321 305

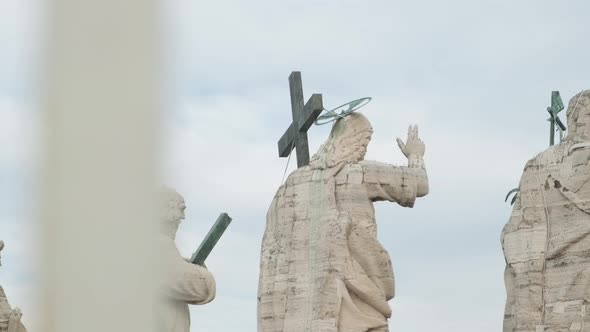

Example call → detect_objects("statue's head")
309 112 373 170
159 186 186 238
566 90 590 142
0 240 4 266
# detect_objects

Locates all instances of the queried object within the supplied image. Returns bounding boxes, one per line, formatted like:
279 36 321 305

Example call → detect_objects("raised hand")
396 125 425 158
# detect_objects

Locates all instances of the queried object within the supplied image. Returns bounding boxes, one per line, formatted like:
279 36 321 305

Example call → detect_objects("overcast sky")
1 0 590 331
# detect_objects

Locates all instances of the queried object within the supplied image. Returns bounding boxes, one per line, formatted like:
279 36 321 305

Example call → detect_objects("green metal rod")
550 118 555 146
190 213 233 266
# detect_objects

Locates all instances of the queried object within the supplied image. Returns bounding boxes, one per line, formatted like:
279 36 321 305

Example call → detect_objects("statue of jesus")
258 112 429 332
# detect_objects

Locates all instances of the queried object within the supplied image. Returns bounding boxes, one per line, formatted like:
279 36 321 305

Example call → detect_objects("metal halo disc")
314 97 372 126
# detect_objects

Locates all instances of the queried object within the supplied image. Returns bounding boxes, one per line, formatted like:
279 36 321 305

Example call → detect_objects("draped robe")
502 141 590 332
258 160 428 332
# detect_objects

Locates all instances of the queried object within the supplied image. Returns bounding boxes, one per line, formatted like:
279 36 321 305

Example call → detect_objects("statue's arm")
162 249 216 305
360 161 428 207
360 125 429 206
172 262 216 305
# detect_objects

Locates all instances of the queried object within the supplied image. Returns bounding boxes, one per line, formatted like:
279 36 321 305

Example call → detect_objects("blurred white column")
41 1 161 331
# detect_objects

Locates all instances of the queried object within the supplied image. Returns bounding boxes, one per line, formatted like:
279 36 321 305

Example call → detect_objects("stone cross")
277 72 324 168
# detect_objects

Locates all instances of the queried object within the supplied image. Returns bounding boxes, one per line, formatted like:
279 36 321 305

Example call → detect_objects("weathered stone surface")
502 90 590 332
0 241 27 332
158 188 216 332
258 113 429 331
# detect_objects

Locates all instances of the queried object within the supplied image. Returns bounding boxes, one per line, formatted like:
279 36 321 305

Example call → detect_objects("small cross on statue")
277 72 324 168
547 91 567 146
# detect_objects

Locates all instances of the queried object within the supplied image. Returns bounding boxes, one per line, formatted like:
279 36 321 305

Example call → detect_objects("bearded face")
159 187 187 238
167 196 186 223
309 112 373 169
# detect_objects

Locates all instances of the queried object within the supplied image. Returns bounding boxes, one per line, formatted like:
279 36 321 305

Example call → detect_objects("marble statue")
258 113 429 332
502 90 590 332
0 241 27 332
158 187 216 332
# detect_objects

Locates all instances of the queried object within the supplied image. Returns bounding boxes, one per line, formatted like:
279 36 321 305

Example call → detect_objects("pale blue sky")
1 1 590 331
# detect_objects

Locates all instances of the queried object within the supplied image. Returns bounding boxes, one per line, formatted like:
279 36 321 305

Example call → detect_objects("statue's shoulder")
157 235 182 259
357 160 392 169
332 162 364 185
523 145 565 171
282 166 316 187
523 154 540 170
357 160 376 167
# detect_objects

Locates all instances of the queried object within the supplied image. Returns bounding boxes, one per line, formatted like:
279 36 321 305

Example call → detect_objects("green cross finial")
547 91 566 146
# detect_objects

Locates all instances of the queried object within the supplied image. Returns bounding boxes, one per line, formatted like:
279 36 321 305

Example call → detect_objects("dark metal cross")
547 91 566 146
277 72 324 168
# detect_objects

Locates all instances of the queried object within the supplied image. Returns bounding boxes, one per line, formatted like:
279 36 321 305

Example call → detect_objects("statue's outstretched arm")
361 125 428 206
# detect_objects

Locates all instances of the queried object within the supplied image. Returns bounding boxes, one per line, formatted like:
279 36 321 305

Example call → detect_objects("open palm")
396 125 425 157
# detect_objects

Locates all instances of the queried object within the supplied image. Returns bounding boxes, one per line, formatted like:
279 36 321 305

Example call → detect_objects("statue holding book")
157 187 219 332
